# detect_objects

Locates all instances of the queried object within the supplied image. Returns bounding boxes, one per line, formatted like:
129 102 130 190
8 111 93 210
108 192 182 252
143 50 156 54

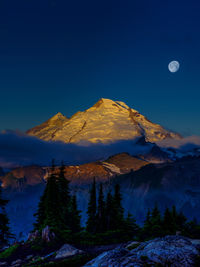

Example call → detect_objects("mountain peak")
93 98 115 108
49 112 67 122
27 99 181 143
93 98 134 111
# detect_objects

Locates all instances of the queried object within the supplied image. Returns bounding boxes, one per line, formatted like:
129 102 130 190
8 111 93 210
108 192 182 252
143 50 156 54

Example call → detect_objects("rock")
11 259 22 267
0 262 8 266
84 247 130 267
134 235 198 266
44 251 56 259
125 241 140 250
42 226 55 242
26 254 33 260
84 235 200 267
55 244 84 259
27 230 39 241
190 239 200 246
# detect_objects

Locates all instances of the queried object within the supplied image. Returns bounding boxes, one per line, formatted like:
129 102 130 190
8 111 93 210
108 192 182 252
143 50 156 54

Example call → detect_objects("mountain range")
1 98 200 241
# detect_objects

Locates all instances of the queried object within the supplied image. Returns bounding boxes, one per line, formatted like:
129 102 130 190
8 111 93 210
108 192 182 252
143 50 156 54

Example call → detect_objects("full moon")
168 60 180 73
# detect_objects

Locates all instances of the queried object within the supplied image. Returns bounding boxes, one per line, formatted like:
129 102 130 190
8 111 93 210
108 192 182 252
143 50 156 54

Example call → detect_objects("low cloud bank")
156 136 200 151
0 131 151 168
1 131 200 169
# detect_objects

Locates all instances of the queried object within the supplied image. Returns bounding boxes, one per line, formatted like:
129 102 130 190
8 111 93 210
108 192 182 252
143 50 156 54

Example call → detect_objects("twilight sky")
0 0 200 135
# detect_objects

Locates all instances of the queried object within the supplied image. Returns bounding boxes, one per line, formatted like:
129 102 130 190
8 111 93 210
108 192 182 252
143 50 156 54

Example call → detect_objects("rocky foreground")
0 235 200 266
85 235 200 267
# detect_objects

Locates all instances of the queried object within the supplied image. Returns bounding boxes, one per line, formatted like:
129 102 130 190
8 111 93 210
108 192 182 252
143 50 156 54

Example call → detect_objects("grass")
0 244 19 259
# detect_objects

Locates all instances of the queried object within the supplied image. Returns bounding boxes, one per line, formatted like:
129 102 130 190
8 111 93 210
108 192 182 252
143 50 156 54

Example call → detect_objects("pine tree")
69 195 81 233
43 169 61 229
150 203 162 237
163 207 176 235
142 209 152 239
57 162 71 228
96 184 106 233
124 212 139 238
86 178 97 233
105 190 113 231
175 210 187 232
34 160 61 230
34 188 47 230
112 184 124 230
171 205 177 221
0 187 11 246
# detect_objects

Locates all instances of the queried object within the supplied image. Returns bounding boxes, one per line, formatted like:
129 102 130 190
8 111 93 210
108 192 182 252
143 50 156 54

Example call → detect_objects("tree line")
0 161 200 248
34 161 81 241
32 162 200 244
86 179 139 239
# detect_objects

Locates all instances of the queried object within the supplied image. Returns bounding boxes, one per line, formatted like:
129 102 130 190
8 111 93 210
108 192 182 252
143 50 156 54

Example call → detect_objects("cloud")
0 131 152 169
156 136 200 151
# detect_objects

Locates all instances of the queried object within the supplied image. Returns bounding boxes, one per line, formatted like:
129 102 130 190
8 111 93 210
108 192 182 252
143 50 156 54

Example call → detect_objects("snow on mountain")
26 112 68 141
27 98 181 144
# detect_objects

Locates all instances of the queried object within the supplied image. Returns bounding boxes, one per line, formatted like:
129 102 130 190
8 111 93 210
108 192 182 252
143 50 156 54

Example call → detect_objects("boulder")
11 259 22 267
190 239 200 247
26 255 33 260
125 241 140 250
0 262 7 266
27 230 39 241
42 226 55 242
84 235 200 267
55 244 84 259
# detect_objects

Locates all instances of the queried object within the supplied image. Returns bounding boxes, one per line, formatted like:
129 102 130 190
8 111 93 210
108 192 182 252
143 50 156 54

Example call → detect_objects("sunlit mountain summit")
27 98 181 144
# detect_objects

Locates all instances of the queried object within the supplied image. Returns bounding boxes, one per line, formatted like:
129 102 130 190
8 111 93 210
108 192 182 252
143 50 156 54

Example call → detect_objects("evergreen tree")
0 187 11 246
171 205 177 219
163 207 176 235
175 211 187 231
124 212 139 238
142 209 152 239
69 195 81 233
150 203 162 237
57 162 71 228
43 169 61 229
112 184 124 230
105 190 113 231
34 160 83 239
96 184 106 232
34 188 47 230
34 160 61 230
86 178 97 233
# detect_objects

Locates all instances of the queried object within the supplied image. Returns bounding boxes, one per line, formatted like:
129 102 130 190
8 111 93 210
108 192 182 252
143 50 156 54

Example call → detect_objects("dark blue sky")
0 0 200 135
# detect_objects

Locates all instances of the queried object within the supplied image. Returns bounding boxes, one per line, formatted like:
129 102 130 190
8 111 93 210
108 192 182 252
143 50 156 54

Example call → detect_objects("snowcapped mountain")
27 98 181 144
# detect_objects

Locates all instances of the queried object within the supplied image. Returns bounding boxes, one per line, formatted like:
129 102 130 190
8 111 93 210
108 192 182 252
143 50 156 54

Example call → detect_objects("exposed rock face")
44 153 149 185
1 153 148 189
27 98 180 144
117 156 200 223
42 226 55 243
55 244 83 259
0 165 45 189
84 236 200 267
27 230 39 242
